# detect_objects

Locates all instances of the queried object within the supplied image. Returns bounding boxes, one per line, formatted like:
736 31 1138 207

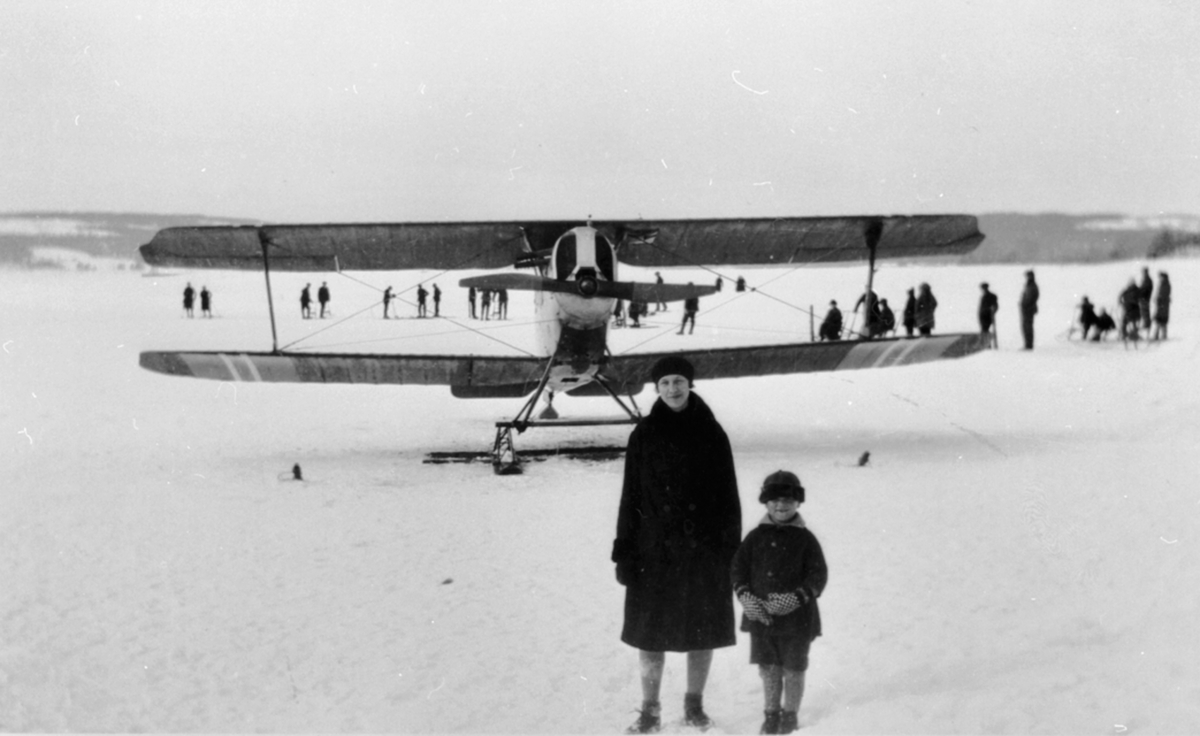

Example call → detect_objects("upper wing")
601 333 986 394
138 222 539 271
603 215 983 267
139 215 981 271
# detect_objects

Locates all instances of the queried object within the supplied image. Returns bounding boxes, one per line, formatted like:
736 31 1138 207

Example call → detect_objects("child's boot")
683 692 713 729
778 709 799 734
760 709 782 734
625 701 661 734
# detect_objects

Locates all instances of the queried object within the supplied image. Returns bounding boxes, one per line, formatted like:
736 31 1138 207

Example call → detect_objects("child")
732 470 828 734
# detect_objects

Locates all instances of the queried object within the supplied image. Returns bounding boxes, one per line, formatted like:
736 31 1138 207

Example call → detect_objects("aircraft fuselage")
535 226 618 394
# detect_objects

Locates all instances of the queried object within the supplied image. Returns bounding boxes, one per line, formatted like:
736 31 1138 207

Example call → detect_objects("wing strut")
856 219 883 340
258 229 280 353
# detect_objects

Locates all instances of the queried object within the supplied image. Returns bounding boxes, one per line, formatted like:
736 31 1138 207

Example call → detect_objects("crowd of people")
1076 266 1171 342
614 356 826 734
181 266 1172 356
180 282 213 318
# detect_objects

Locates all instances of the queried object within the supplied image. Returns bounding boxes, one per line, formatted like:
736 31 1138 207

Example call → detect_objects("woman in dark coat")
915 282 938 336
902 287 917 337
613 356 741 733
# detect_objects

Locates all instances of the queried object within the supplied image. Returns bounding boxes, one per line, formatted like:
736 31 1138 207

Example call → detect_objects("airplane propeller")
459 273 716 303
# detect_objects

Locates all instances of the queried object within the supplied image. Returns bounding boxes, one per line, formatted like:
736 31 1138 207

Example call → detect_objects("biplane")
138 215 986 472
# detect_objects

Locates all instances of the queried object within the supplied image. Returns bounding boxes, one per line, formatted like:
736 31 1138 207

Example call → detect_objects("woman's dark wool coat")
612 393 741 652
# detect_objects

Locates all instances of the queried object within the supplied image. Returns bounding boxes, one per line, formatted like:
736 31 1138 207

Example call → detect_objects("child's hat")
759 469 805 504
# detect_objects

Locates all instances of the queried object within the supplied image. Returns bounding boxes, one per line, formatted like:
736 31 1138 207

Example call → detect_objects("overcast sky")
2 1 1197 223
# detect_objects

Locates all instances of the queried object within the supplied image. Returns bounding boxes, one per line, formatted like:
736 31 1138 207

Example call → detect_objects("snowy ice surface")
3 258 1199 733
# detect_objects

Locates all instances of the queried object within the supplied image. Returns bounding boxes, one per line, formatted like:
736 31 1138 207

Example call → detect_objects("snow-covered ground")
3 257 1199 733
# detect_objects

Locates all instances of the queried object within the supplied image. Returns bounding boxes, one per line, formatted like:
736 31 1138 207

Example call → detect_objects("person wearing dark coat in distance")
1077 296 1097 341
902 287 917 337
183 282 195 318
678 288 699 335
1019 270 1039 349
1119 279 1141 340
853 289 881 338
877 298 896 335
978 282 998 348
318 282 331 319
1092 308 1116 341
1153 272 1171 340
613 356 741 734
1138 266 1154 332
300 283 313 319
199 286 212 318
417 284 428 318
915 283 937 337
732 471 828 735
818 300 842 341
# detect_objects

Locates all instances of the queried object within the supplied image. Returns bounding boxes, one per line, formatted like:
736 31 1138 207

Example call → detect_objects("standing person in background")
480 289 491 321
613 356 741 734
902 287 916 337
318 281 331 319
978 282 998 348
1138 266 1154 333
417 284 428 318
877 298 896 336
1119 279 1140 341
915 283 937 337
182 282 195 318
1077 296 1097 341
678 288 699 335
300 283 313 319
468 286 477 319
1019 270 1039 349
1153 271 1171 340
498 288 508 319
199 286 212 318
654 272 667 313
382 286 394 319
433 284 442 317
818 300 842 341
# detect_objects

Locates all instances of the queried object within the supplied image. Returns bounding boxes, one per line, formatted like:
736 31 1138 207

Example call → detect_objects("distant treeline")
1 211 1198 267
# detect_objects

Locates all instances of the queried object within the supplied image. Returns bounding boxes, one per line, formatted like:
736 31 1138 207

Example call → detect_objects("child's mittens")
737 589 773 626
764 588 811 616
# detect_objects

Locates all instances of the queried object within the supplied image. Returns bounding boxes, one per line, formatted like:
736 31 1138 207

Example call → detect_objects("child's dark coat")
731 513 828 638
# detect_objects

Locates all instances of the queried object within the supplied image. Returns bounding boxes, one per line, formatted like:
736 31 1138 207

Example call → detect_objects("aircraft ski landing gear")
492 423 523 475
489 416 640 474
